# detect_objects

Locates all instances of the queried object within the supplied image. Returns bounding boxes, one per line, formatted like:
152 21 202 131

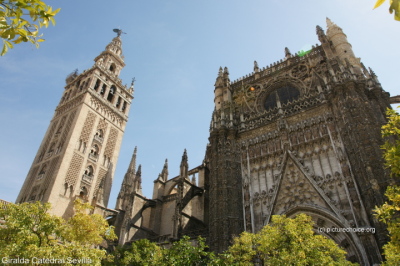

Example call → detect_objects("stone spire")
161 159 168 181
116 147 137 209
180 149 188 179
254 60 260 72
128 146 137 174
325 18 361 72
285 47 291 58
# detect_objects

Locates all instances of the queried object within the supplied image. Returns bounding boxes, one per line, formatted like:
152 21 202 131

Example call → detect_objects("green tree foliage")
107 236 216 266
374 108 400 265
374 0 400 21
162 236 214 266
0 0 60 55
224 214 355 265
104 239 163 266
0 200 116 265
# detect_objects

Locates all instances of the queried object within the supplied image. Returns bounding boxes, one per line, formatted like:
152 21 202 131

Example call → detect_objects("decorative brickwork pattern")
43 156 60 190
65 153 84 187
79 112 96 143
19 166 39 201
94 168 107 194
97 117 108 131
36 122 58 163
104 127 118 158
54 94 84 118
59 110 77 147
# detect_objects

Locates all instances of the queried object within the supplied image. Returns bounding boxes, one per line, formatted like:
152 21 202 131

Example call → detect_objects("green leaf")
374 0 387 9
1 42 8 56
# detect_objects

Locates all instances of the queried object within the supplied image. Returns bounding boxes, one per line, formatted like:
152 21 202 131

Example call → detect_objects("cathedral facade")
17 19 399 265
114 19 397 265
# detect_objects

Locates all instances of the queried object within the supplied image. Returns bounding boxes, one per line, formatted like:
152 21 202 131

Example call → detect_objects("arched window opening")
94 79 101 91
116 96 121 108
79 186 88 199
264 86 300 111
94 129 104 143
276 86 300 105
84 165 94 176
89 145 99 161
122 101 127 113
100 84 107 96
82 165 94 183
109 63 116 72
264 92 277 111
107 86 116 102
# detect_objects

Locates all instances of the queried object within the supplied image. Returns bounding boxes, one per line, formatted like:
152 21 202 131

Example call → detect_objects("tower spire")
180 149 188 178
161 159 168 181
128 146 137 174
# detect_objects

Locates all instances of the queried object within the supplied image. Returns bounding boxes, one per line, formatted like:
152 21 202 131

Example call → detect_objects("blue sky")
0 0 399 209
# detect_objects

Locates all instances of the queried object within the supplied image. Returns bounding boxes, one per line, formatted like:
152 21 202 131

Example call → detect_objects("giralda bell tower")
16 31 134 218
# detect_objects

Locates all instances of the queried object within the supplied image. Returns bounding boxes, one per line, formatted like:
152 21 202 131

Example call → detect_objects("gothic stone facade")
206 18 392 264
116 19 395 265
16 35 134 219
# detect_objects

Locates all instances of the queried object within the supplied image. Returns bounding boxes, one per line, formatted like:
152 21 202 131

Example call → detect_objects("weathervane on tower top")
113 28 126 37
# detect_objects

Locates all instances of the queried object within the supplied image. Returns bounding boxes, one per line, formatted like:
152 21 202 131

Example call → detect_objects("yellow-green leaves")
224 214 356 265
0 200 116 265
374 0 387 9
373 0 400 21
0 0 60 55
374 108 400 265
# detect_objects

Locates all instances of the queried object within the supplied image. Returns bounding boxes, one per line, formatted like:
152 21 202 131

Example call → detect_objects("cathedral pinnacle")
254 61 260 72
180 149 189 178
136 164 142 183
285 47 291 57
128 146 137 174
326 17 334 28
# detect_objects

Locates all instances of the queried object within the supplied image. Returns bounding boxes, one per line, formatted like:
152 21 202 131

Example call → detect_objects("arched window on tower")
82 165 94 184
94 129 104 143
89 144 99 161
107 85 116 102
94 79 101 91
109 63 116 73
79 186 88 199
100 84 107 96
84 165 94 176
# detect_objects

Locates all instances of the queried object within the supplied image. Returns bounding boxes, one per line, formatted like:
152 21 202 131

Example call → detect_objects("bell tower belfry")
16 32 134 218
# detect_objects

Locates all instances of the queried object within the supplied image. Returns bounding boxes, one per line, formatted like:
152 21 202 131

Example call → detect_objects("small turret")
316 24 334 59
161 159 168 181
152 159 168 199
254 61 260 72
134 165 142 194
180 149 189 179
325 18 361 71
214 67 231 110
284 47 291 58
